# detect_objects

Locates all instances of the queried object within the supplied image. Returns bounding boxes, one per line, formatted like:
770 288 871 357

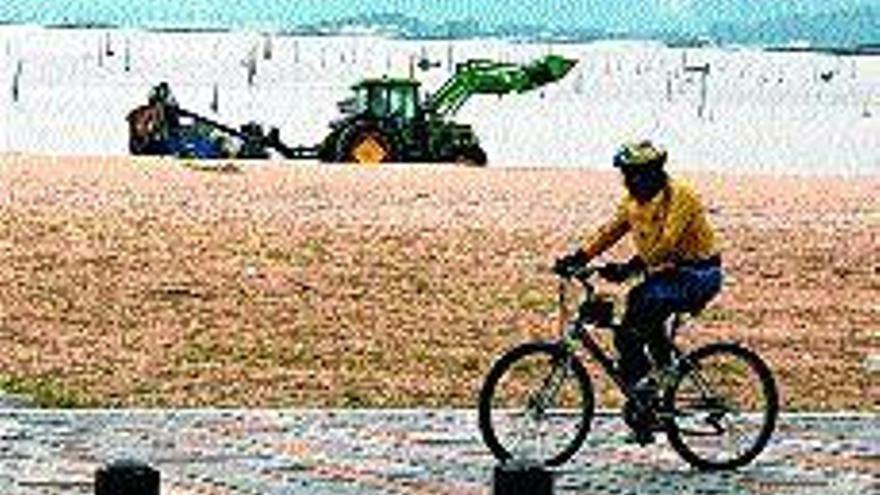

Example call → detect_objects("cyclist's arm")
581 204 629 260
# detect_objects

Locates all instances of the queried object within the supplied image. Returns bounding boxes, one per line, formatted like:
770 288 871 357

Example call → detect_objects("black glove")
553 249 589 278
598 255 646 283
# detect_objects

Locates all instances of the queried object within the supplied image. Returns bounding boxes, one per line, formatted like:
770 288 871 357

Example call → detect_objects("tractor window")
353 87 369 114
389 86 417 119
368 86 389 116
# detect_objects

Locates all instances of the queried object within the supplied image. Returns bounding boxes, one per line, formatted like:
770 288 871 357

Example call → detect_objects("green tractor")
318 54 577 166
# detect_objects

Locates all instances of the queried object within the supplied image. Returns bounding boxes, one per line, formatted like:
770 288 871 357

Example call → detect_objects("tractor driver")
553 140 723 442
148 81 180 137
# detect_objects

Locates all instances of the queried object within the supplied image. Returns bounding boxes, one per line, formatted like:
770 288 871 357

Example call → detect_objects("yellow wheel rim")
352 134 387 165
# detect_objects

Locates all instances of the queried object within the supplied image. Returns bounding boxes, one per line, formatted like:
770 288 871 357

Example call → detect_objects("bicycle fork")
525 322 586 416
528 352 574 419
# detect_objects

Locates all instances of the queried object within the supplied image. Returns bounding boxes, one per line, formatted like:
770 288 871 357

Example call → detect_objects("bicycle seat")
681 296 713 317
668 302 707 337
687 301 708 316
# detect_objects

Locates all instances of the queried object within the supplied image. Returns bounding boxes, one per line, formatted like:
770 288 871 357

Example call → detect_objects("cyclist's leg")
619 280 672 442
619 268 725 442
616 281 654 388
683 265 724 309
633 267 724 366
613 324 650 387
620 275 677 383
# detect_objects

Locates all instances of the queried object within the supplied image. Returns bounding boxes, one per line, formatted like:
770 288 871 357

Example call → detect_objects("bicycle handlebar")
559 260 649 287
557 264 602 290
571 264 599 282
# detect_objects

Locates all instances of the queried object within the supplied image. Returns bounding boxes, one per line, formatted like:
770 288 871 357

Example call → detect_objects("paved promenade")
0 409 876 494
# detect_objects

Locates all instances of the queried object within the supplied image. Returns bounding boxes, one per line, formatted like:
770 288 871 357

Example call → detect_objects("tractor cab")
350 78 421 121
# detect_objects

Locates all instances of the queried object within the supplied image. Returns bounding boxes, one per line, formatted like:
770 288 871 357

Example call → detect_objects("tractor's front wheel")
455 146 487 167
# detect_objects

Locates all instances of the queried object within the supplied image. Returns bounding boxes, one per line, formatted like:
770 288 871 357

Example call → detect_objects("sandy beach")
3 26 878 173
0 154 876 410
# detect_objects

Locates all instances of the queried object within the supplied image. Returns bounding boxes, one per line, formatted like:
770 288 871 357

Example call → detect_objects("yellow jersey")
581 178 718 267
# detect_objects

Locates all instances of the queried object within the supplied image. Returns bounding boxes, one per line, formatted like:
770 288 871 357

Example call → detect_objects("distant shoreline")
1 19 877 53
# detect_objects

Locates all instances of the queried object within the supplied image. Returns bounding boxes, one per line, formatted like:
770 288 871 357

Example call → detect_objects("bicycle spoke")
666 343 778 470
507 411 528 456
479 342 594 466
723 415 749 457
538 420 547 461
721 417 740 458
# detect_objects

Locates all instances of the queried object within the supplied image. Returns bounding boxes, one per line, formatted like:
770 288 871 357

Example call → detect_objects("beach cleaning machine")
127 54 576 165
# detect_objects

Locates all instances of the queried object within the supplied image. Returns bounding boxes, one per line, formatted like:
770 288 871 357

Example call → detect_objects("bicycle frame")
559 275 732 423
557 274 685 408
557 277 635 399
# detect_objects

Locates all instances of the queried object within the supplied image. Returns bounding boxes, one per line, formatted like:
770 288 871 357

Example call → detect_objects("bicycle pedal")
624 429 656 446
648 419 667 432
655 410 674 423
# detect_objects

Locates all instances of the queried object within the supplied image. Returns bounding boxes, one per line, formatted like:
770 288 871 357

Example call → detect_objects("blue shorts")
624 264 723 328
616 262 723 385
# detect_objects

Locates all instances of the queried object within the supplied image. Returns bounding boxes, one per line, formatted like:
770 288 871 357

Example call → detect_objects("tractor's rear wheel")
336 126 397 165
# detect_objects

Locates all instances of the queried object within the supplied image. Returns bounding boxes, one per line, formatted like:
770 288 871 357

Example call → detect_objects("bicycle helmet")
614 140 669 203
613 140 668 172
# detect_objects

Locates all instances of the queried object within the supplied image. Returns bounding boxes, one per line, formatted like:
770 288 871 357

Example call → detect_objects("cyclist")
554 140 723 444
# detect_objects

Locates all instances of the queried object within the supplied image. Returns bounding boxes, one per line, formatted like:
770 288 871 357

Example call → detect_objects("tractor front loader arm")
427 54 577 117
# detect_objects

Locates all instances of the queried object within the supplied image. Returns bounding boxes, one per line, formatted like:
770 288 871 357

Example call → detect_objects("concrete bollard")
95 459 160 495
493 460 554 495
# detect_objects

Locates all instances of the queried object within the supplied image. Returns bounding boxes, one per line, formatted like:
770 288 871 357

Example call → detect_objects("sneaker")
633 376 659 406
622 395 661 446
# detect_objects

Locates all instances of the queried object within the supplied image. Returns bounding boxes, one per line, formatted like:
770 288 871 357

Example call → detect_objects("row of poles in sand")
7 31 875 119
96 458 556 495
8 30 866 81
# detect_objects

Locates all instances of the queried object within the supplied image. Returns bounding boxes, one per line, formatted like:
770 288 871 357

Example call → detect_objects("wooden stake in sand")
124 38 131 72
263 33 273 60
211 83 219 113
684 62 711 119
12 59 22 103
105 32 114 57
447 42 454 70
245 43 258 86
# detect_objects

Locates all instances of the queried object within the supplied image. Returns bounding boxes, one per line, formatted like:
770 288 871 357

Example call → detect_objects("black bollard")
493 459 554 495
95 459 160 495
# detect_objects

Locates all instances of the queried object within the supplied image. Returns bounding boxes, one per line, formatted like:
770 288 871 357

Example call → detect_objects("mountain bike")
477 263 779 471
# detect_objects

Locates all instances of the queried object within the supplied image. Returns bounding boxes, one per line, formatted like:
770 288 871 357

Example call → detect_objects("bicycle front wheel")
664 342 779 471
478 341 594 467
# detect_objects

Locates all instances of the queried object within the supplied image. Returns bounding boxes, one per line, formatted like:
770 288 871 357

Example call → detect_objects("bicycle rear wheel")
664 342 779 471
478 341 594 466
